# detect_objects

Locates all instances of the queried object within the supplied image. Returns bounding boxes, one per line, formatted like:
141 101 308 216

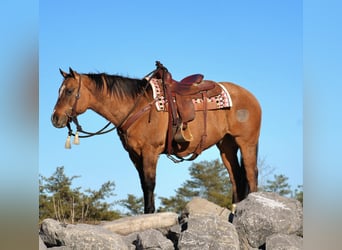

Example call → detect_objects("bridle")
64 68 159 148
65 74 116 139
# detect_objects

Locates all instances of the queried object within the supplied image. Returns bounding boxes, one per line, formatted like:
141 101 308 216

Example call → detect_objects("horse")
51 64 261 214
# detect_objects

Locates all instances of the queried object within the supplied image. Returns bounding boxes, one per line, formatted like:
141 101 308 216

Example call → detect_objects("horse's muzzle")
51 112 68 128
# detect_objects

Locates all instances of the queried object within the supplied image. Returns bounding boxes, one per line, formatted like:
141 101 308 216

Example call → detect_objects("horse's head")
51 67 89 128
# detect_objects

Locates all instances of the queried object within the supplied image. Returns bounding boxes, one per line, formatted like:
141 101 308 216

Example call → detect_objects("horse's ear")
69 67 75 78
59 68 68 78
69 67 79 79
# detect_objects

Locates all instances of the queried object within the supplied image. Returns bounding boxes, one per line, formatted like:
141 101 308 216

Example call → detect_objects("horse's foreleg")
142 172 156 214
134 165 156 214
128 151 156 214
140 152 159 214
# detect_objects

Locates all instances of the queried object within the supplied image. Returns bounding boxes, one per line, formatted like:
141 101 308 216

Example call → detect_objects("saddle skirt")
148 78 233 112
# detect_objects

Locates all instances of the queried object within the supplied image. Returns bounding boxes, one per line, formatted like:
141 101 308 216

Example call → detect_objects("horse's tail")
255 142 259 186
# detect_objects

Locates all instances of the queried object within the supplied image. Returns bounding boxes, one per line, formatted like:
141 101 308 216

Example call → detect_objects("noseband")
64 74 117 148
64 68 159 149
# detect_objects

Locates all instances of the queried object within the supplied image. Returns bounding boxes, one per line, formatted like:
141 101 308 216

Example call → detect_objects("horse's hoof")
231 203 237 214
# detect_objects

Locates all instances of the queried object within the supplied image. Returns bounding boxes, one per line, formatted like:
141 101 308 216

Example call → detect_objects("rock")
233 192 303 249
39 235 47 250
125 229 174 250
39 193 303 250
178 214 240 250
39 218 128 250
49 247 71 250
266 233 303 250
184 197 231 219
101 212 179 235
167 224 182 248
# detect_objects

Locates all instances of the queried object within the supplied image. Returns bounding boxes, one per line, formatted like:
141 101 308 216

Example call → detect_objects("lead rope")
64 67 159 149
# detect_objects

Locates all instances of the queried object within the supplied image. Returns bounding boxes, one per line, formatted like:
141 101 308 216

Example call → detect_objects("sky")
3 1 342 249
39 1 303 209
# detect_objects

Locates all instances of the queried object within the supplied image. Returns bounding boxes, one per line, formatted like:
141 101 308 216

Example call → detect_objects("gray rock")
125 229 174 250
38 194 303 250
266 233 303 250
50 247 72 250
122 233 138 250
233 192 303 249
101 212 179 235
178 214 239 250
39 235 47 250
184 197 231 219
39 218 128 250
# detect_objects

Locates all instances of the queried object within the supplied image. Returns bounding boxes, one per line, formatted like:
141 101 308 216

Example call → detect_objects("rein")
64 68 159 148
63 62 205 163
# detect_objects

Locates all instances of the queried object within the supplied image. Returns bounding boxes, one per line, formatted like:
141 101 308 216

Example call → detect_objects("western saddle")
151 61 222 160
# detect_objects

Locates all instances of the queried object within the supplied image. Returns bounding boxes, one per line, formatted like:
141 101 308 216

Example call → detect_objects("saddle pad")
148 78 232 111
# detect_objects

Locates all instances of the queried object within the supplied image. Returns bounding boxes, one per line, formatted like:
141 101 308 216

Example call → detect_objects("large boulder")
124 229 174 250
39 193 303 249
266 233 303 250
178 214 240 249
184 196 231 219
39 218 128 250
101 212 179 235
233 192 303 249
39 235 47 250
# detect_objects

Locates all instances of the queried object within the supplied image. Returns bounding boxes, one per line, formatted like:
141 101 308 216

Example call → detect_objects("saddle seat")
153 62 221 143
170 74 216 96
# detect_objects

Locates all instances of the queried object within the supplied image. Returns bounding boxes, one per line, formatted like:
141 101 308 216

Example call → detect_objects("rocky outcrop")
178 214 239 249
184 196 231 219
233 192 303 249
39 192 303 250
266 233 303 250
40 218 128 250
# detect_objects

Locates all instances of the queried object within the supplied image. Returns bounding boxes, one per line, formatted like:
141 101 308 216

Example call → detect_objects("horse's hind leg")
217 134 247 208
236 138 259 196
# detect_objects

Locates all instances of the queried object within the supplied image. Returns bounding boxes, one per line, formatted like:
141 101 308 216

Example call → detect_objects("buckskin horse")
51 62 261 214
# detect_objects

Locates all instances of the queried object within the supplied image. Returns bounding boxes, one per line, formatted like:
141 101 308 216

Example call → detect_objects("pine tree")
293 184 303 204
120 194 144 215
159 160 232 212
263 174 292 197
39 166 120 223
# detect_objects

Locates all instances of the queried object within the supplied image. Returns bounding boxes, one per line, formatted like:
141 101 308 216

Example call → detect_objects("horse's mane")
86 73 147 98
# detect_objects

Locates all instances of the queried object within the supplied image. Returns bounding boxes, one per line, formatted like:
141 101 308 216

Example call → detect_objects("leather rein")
65 68 158 146
64 64 204 163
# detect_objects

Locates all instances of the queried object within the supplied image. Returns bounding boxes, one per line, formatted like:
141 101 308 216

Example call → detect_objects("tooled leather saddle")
152 61 223 159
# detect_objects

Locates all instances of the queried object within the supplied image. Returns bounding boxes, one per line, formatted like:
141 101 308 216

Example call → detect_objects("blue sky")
39 1 302 208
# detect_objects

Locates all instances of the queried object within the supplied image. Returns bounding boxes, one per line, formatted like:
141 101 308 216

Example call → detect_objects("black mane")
86 73 147 98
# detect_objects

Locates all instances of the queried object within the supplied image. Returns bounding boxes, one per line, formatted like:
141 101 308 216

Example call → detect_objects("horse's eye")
66 89 73 96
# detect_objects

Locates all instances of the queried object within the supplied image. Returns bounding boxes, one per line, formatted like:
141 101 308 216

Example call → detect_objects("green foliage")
159 160 232 213
262 174 292 197
120 194 144 215
293 185 303 204
39 166 121 224
40 161 304 219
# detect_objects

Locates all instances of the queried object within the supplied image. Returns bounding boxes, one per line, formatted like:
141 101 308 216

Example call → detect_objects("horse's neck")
89 97 126 126
89 89 148 127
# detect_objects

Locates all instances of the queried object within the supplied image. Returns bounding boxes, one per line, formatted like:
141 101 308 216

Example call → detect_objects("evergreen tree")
120 194 144 215
39 166 120 223
263 174 292 197
293 184 303 204
159 160 232 212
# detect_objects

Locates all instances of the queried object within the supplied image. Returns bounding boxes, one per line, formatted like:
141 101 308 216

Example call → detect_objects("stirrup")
174 123 193 143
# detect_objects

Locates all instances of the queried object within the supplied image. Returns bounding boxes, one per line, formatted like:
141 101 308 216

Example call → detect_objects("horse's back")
219 82 261 110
